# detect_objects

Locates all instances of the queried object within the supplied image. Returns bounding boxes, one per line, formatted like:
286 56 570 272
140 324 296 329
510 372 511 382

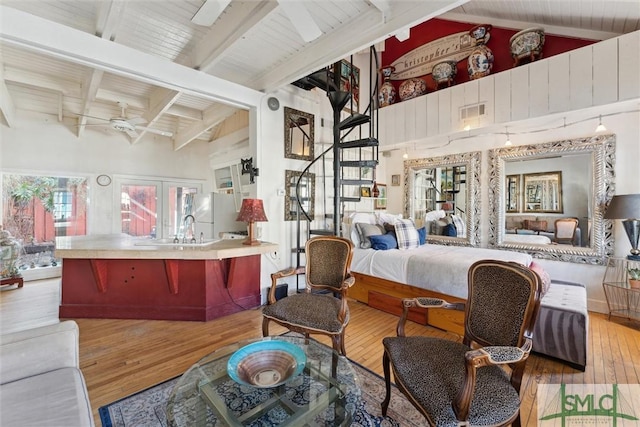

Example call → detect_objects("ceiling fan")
79 102 173 138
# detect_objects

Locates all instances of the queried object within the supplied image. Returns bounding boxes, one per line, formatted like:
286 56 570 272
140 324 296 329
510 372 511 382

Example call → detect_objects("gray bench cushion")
533 280 588 370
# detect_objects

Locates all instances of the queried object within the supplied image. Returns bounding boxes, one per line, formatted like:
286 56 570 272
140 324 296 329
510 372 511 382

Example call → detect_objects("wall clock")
96 174 112 186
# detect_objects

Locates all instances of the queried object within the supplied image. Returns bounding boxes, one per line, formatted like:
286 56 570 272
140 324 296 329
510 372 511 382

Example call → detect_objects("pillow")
369 232 398 250
355 223 385 249
376 212 402 226
348 213 377 245
529 261 551 296
417 226 427 245
443 223 457 237
394 218 420 250
450 214 466 238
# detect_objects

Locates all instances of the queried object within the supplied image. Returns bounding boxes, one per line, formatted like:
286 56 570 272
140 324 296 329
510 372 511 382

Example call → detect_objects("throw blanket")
352 245 533 300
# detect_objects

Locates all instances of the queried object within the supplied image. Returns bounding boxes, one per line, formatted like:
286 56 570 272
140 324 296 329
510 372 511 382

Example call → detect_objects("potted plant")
628 267 640 289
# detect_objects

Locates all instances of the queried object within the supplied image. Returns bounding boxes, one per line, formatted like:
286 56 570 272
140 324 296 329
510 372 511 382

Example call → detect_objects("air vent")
460 103 486 120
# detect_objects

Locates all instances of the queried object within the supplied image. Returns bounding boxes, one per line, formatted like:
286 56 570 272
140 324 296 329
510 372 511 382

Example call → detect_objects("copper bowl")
227 340 306 388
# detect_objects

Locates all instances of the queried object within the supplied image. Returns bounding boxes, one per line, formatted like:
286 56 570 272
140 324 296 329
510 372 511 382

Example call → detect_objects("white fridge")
193 193 245 239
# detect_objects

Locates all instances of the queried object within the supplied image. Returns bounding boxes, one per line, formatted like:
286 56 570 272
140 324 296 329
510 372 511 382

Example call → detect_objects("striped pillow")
394 219 420 250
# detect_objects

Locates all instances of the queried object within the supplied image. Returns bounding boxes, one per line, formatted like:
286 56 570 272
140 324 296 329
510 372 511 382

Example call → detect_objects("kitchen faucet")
183 215 196 243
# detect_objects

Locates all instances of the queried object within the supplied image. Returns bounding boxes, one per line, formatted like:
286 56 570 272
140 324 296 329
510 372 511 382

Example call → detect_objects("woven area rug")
99 357 423 427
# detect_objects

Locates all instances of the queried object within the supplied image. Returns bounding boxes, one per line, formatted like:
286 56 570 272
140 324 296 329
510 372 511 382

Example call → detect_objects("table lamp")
604 194 640 260
236 198 268 246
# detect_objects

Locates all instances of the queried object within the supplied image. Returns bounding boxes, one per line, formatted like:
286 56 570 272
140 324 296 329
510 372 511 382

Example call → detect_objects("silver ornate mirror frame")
488 134 615 264
403 151 481 246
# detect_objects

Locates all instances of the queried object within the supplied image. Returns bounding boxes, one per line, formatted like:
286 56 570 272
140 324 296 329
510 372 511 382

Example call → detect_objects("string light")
595 115 607 132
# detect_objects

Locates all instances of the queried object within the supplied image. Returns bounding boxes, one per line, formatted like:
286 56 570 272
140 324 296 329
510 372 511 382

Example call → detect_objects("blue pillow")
444 223 457 237
369 232 398 250
417 226 427 245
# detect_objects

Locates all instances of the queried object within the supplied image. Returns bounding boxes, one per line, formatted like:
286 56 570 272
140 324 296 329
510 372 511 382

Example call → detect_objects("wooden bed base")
349 272 466 335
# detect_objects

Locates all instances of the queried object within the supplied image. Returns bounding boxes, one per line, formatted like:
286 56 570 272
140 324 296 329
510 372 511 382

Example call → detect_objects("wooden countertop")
54 234 277 260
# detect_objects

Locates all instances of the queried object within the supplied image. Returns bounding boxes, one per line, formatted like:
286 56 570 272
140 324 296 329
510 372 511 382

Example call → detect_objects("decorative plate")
227 340 306 388
432 60 458 84
510 27 545 58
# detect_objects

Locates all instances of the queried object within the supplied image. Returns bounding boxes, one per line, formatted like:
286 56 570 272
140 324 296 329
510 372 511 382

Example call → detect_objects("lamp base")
242 238 261 246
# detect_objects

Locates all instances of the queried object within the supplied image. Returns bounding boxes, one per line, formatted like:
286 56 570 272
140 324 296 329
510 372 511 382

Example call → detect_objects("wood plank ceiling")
1 0 639 149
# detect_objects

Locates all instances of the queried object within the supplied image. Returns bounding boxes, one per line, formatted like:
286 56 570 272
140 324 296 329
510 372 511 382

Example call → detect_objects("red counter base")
59 256 261 321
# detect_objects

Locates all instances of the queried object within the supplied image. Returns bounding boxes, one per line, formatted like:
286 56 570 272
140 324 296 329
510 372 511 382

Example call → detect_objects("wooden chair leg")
381 350 392 416
261 317 270 337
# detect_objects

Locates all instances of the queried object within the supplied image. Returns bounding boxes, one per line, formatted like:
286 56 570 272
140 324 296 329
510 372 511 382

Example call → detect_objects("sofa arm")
0 320 80 385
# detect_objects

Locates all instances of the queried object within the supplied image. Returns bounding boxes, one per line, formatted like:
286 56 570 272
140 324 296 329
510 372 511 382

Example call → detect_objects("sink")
134 238 220 247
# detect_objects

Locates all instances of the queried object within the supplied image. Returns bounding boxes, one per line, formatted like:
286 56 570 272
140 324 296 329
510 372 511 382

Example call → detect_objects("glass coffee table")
166 336 361 426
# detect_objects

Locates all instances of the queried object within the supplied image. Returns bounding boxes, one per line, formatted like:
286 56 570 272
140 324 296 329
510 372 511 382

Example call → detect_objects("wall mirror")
404 151 481 246
523 171 563 213
488 134 615 264
284 170 315 221
505 174 520 213
284 107 314 161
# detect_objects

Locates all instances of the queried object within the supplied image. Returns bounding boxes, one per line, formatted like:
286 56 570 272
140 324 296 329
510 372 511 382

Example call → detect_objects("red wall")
381 18 596 95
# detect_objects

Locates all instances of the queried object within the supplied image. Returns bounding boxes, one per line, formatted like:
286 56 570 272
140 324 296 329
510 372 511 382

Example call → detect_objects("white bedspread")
504 234 552 245
351 245 533 299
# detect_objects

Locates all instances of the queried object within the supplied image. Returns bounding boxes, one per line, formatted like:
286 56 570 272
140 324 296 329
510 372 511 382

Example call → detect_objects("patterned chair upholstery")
554 218 579 245
262 236 355 355
381 260 542 427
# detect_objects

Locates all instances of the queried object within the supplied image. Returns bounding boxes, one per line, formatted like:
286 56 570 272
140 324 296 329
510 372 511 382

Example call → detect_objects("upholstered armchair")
554 218 579 245
381 260 542 427
262 235 355 356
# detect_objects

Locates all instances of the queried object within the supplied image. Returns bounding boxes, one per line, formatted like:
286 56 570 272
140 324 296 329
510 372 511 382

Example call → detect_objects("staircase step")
339 137 378 149
339 160 378 168
291 69 337 91
341 179 374 186
341 197 361 202
328 91 352 112
309 229 336 236
339 113 370 130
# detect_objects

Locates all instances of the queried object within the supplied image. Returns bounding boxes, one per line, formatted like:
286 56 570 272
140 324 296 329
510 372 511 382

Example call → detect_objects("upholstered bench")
533 280 588 371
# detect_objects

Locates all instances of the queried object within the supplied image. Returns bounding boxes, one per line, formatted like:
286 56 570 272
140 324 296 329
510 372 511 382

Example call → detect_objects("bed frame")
349 272 465 335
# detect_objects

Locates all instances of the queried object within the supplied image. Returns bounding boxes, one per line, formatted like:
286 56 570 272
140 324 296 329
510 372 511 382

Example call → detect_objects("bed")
503 234 552 245
344 213 588 370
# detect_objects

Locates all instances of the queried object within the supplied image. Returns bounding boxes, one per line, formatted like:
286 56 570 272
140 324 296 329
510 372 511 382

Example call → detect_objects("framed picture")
360 187 371 197
340 60 359 113
391 174 401 186
375 184 387 210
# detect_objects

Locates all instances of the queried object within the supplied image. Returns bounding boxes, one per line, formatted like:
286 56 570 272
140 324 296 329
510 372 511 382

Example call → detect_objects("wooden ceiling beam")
173 103 237 151
0 6 262 109
131 87 182 144
79 1 126 137
0 66 16 128
3 67 81 97
193 0 278 72
255 0 467 91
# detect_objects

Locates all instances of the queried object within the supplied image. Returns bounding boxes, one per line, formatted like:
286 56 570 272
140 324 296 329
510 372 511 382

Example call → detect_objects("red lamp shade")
236 199 268 245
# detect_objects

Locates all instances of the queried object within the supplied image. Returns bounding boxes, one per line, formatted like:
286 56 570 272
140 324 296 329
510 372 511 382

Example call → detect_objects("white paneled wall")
378 30 640 146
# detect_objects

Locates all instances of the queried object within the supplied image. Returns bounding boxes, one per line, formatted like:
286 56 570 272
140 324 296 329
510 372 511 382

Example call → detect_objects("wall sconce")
241 157 259 184
595 115 607 132
236 198 268 246
505 127 512 146
604 194 640 260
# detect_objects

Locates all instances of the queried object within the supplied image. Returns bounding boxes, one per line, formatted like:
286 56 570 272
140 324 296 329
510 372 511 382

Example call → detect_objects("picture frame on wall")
360 187 371 197
391 174 401 186
340 60 359 113
375 184 387 210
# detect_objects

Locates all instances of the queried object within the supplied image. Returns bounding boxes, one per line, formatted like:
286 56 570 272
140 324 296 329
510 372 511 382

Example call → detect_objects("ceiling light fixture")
463 124 471 131
402 148 409 159
595 115 607 132
505 127 512 146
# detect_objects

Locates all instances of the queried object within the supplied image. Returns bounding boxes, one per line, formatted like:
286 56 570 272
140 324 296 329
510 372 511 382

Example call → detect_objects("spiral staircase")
289 47 381 280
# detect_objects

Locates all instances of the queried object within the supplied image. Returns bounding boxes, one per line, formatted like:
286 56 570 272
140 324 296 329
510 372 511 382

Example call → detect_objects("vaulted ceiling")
1 0 639 149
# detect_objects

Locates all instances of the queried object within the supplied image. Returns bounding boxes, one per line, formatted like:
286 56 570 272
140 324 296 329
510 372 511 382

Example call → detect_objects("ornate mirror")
505 174 520 213
523 171 563 213
284 170 315 221
284 107 314 161
404 151 481 246
488 134 615 264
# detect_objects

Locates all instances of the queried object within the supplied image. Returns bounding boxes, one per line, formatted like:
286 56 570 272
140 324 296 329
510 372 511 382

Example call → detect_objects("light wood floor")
2 279 640 427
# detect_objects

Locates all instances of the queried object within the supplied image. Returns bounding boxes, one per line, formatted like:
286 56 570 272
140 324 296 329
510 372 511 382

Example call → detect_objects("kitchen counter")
55 234 277 260
55 234 277 322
